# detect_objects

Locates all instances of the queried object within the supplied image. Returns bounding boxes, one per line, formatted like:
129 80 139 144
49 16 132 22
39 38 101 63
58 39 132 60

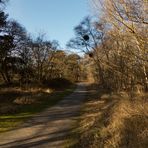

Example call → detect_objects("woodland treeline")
0 0 82 86
68 0 148 92
0 0 147 93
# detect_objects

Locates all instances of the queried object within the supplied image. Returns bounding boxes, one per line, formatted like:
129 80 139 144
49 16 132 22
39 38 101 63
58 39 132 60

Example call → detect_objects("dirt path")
0 83 87 148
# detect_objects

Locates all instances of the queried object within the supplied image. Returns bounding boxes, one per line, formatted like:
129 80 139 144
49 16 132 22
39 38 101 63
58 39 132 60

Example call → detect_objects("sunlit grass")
69 84 148 148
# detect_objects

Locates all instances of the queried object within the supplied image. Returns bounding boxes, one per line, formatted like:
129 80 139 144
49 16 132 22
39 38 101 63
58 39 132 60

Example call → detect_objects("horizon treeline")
0 0 84 86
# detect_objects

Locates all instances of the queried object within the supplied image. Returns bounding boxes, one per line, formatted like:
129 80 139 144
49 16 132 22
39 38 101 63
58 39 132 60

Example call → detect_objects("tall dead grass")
77 89 148 148
101 96 148 148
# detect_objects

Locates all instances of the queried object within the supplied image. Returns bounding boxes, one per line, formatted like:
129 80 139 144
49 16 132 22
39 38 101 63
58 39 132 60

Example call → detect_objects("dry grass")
0 86 53 114
75 86 148 148
102 98 148 148
0 84 75 133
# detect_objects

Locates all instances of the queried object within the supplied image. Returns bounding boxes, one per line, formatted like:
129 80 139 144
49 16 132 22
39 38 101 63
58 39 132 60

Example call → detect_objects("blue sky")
6 0 90 49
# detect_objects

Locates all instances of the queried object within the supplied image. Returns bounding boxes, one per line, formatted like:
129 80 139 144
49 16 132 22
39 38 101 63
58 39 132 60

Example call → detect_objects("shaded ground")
0 85 75 133
0 83 87 148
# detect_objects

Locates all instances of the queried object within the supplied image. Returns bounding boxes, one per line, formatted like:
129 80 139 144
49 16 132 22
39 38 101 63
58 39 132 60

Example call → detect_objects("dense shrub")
44 78 73 89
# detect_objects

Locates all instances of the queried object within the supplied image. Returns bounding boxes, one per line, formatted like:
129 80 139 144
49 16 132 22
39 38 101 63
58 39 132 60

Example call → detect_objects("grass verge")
0 85 76 133
67 84 148 148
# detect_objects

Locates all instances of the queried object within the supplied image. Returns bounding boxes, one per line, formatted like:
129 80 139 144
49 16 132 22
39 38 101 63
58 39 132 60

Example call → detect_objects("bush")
44 78 73 89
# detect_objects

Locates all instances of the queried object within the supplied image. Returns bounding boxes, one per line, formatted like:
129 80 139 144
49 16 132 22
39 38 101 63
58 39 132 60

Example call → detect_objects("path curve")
0 83 87 148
